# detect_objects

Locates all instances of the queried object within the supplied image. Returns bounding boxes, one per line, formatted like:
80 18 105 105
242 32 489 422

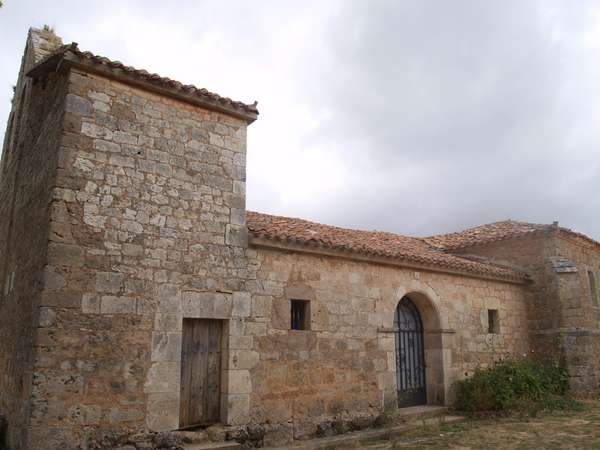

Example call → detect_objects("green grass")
345 400 600 450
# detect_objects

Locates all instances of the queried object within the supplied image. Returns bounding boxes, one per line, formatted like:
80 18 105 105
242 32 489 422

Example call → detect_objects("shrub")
455 358 570 413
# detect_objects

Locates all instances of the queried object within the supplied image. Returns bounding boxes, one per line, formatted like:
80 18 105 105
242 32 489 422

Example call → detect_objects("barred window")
589 271 598 307
488 309 500 334
291 300 310 330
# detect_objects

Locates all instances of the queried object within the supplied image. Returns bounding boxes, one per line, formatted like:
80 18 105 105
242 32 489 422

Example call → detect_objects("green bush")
455 358 570 413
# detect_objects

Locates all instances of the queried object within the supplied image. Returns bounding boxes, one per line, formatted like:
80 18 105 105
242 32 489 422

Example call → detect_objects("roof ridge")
26 40 259 123
425 219 550 238
247 210 420 240
249 211 600 255
423 219 558 251
246 211 529 283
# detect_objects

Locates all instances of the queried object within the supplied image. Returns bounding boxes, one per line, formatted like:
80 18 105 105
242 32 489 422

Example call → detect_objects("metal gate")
394 296 426 407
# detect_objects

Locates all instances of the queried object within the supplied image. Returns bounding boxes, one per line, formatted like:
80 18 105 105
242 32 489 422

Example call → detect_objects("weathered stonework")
451 229 600 393
28 67 251 448
1 27 255 449
1 27 599 450
0 27 68 450
243 247 530 443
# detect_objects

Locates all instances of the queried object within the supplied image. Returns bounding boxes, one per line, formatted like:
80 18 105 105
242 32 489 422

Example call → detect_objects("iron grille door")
394 296 426 407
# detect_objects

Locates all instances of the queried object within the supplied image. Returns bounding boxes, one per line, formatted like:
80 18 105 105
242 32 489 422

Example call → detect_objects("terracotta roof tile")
27 42 259 122
423 220 553 250
246 211 528 282
425 220 600 251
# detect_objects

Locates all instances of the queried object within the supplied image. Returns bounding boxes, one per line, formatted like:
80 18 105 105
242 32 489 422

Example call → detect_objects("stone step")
174 430 209 444
181 442 241 450
265 414 465 449
397 405 448 422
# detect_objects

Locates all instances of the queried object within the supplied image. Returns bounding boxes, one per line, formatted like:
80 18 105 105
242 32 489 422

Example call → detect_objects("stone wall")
3 27 598 450
24 67 250 449
447 232 555 332
554 234 600 392
555 233 600 329
0 29 66 450
245 246 530 445
450 230 600 393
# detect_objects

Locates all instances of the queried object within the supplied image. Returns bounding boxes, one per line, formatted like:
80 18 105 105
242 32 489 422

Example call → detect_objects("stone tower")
0 27 257 449
3 25 599 450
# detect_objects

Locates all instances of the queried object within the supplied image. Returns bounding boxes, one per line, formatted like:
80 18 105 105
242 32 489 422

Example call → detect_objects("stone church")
1 28 599 449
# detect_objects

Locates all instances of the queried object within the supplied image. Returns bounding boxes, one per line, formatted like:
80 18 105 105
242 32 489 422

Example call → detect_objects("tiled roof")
246 211 529 282
26 41 259 123
424 220 600 251
424 220 553 250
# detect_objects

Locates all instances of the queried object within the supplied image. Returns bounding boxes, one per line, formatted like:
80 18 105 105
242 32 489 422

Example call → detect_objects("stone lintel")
377 327 456 334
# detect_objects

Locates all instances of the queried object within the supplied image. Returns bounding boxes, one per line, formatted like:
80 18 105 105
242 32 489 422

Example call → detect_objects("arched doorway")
394 295 426 407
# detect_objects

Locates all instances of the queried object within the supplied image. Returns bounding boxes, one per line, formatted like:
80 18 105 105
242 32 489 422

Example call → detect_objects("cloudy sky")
1 1 599 240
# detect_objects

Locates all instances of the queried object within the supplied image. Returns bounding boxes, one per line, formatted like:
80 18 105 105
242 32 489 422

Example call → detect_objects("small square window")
291 300 310 330
488 309 499 334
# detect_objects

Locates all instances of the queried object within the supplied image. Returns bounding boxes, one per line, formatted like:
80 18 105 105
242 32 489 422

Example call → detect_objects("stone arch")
392 286 448 406
383 280 448 330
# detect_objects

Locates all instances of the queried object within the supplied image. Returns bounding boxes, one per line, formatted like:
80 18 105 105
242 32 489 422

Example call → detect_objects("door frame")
179 318 224 429
394 295 427 407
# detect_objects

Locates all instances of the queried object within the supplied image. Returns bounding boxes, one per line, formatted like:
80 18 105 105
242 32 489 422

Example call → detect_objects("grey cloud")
293 1 600 238
1 0 599 240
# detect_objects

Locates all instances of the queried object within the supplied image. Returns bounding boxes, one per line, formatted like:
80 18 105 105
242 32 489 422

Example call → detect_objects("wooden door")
179 319 222 428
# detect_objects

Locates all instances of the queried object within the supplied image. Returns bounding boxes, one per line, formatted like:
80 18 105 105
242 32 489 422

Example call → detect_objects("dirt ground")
350 400 600 450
